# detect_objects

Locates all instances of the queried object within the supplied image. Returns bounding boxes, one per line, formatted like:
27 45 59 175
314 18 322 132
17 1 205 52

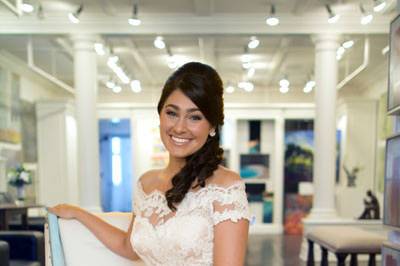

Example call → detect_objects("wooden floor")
245 234 371 266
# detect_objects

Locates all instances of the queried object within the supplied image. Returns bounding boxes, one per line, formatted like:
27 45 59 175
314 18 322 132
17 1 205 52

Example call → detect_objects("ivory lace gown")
130 180 250 266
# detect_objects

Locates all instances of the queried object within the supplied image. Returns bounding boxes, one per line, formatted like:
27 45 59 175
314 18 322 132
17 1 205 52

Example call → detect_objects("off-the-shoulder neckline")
137 179 245 199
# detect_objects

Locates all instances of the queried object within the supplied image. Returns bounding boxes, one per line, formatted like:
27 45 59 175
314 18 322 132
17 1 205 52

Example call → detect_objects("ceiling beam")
193 0 214 16
198 37 216 67
0 13 392 34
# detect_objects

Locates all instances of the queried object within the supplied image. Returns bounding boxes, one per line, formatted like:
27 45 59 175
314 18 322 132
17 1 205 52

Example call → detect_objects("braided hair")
157 62 225 211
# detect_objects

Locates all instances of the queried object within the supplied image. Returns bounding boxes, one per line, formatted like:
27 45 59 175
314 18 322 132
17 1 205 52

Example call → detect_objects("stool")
305 226 385 266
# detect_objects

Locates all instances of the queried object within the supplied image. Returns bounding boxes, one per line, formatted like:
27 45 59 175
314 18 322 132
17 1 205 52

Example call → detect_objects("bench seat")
305 226 385 266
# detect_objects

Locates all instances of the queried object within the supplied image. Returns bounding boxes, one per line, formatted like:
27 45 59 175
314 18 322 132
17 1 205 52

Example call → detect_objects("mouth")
170 135 191 146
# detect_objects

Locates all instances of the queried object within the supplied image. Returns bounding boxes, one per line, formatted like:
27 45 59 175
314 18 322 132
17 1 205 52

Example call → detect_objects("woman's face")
159 89 213 159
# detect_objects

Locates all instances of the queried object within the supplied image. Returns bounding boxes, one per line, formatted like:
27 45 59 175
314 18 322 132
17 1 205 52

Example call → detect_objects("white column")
71 34 101 211
309 34 340 219
0 156 6 192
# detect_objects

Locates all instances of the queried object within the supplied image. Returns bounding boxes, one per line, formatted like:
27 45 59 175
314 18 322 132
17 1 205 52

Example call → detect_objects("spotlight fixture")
166 47 178 69
360 4 373 25
303 80 315 94
154 36 166 49
279 78 290 88
106 80 115 89
68 4 83 24
22 2 34 13
325 5 340 24
265 4 279 26
342 40 354 49
37 3 44 19
225 83 235 94
112 85 122 94
279 86 289 94
248 36 260 49
94 43 106 56
247 67 255 78
373 0 386 12
130 80 142 93
128 3 141 26
238 81 254 92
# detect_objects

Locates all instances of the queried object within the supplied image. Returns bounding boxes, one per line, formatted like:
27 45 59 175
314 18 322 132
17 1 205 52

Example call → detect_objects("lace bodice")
130 179 250 266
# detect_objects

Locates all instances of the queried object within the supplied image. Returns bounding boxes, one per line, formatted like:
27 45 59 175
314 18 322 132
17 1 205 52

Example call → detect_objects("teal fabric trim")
47 213 66 266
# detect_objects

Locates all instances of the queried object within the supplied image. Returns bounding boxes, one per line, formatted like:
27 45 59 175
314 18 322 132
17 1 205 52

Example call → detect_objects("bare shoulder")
207 166 241 187
138 169 162 190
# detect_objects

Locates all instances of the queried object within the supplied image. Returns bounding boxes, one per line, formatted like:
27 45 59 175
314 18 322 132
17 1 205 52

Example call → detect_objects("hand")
47 204 82 220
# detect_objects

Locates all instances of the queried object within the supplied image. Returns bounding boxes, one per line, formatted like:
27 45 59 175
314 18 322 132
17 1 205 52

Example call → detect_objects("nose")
172 117 187 134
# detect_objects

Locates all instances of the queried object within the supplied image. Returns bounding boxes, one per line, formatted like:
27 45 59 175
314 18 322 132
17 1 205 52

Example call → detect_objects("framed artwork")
384 134 400 229
240 154 269 179
388 14 400 115
382 243 400 266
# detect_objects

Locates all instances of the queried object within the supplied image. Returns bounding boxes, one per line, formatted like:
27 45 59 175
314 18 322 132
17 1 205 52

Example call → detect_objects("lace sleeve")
211 181 251 225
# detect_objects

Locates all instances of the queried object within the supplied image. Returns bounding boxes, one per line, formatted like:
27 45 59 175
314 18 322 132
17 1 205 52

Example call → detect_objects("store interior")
0 0 400 265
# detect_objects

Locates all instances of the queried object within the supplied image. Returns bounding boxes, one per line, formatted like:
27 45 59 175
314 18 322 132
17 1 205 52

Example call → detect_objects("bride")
49 62 250 266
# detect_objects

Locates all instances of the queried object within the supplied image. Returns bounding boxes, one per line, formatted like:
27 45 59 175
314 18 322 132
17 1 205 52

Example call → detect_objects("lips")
171 135 191 146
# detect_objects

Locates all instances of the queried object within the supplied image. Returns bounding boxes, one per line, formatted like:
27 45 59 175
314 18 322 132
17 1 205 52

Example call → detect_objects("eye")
189 115 203 121
166 110 177 117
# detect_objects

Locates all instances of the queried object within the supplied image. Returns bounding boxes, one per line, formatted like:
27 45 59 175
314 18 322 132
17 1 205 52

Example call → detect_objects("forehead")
163 89 199 110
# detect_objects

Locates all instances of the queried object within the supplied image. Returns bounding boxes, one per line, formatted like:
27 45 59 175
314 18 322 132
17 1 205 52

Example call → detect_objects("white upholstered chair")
45 212 145 266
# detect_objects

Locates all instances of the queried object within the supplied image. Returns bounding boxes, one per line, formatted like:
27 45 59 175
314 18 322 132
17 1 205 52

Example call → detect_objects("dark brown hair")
157 62 224 211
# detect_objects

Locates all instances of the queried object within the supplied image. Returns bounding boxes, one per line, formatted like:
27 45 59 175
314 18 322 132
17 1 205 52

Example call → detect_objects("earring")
209 130 216 137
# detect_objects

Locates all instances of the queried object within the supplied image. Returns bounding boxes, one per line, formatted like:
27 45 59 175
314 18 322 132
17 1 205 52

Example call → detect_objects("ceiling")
0 0 398 101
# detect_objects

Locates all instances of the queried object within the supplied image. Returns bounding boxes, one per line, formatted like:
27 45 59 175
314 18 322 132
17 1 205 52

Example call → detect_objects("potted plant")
7 165 32 201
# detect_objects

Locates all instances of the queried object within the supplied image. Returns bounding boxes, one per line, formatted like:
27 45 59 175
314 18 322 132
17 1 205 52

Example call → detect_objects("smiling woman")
49 62 250 266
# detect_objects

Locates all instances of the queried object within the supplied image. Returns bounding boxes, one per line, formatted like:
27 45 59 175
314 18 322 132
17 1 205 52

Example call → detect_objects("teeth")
171 136 190 143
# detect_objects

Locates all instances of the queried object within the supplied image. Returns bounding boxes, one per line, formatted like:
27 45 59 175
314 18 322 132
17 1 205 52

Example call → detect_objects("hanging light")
360 4 373 25
128 3 141 26
68 4 83 24
22 2 34 13
373 0 386 12
325 5 340 24
265 4 279 26
130 80 142 93
248 36 260 49
154 36 166 49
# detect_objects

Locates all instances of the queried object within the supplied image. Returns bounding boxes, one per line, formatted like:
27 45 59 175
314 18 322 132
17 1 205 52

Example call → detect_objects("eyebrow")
164 104 201 113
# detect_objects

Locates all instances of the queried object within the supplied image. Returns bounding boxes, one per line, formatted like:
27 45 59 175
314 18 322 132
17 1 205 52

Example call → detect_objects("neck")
162 155 186 181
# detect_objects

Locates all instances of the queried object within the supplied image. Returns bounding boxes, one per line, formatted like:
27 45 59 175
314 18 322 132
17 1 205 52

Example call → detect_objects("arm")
214 219 249 266
48 205 140 261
